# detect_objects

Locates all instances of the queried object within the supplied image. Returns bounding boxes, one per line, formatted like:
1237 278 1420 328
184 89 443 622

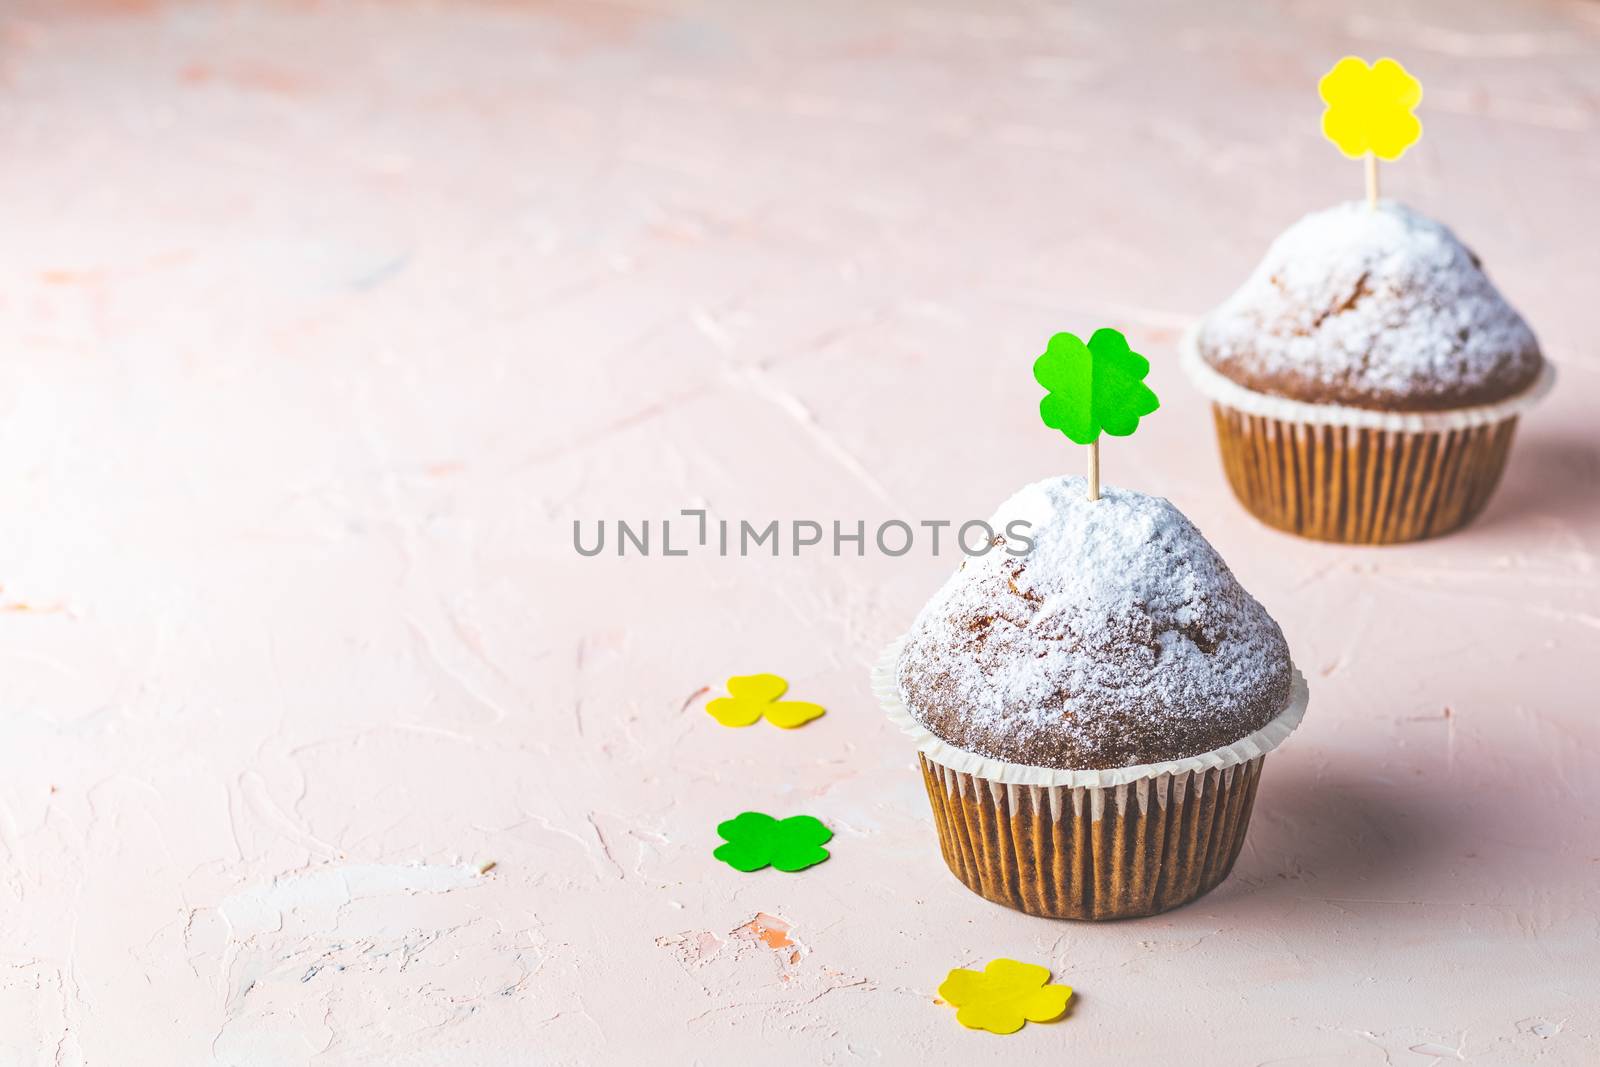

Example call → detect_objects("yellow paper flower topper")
1319 56 1422 162
705 673 825 729
938 958 1073 1035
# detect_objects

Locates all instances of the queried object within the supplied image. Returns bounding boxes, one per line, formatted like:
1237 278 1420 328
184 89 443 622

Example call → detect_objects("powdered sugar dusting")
896 478 1292 770
1197 201 1541 411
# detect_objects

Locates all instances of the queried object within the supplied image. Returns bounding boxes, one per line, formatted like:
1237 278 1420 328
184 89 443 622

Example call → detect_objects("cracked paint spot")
1517 1017 1564 1039
655 929 725 967
732 912 803 963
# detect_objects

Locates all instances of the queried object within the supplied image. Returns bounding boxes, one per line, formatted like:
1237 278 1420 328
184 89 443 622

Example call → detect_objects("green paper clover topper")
1032 328 1160 445
714 812 832 873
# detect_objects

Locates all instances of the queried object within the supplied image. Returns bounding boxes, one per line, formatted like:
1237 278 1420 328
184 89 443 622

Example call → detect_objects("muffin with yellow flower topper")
1183 200 1551 542
1182 56 1553 543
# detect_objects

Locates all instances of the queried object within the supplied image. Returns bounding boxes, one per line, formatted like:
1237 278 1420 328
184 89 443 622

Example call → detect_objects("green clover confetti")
1033 328 1160 445
713 812 833 873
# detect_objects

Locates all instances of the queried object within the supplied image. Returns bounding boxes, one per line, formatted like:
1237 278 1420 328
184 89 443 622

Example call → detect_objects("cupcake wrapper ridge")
921 755 1263 920
875 638 1309 920
1211 406 1517 543
1178 327 1548 543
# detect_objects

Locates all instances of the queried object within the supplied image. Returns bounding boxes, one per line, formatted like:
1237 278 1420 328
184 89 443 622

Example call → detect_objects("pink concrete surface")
1 1 1597 1064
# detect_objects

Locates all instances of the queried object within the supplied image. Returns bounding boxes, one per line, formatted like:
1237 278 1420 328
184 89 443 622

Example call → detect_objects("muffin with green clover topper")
874 330 1309 920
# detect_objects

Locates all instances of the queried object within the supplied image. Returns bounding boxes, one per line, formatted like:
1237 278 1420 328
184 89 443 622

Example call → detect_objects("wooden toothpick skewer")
1087 439 1100 501
1365 154 1379 210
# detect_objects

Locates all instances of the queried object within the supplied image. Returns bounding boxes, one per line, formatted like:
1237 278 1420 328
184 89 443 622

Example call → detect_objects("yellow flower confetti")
1318 56 1422 161
705 673 825 729
938 958 1073 1035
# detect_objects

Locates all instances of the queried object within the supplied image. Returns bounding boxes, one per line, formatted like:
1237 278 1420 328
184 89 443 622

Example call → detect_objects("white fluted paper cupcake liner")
873 637 1310 789
1179 325 1555 433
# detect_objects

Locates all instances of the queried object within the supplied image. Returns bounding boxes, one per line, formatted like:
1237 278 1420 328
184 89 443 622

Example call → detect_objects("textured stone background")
1 1 1596 1063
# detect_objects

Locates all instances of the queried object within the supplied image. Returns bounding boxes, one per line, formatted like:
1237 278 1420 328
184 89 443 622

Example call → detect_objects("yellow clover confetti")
705 673 825 729
1318 56 1422 161
938 958 1073 1035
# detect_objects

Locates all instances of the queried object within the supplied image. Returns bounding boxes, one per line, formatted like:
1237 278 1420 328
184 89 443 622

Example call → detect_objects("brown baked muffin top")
896 479 1293 771
1196 201 1542 411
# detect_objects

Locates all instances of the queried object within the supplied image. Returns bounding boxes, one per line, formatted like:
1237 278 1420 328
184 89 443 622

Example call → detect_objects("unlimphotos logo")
573 509 1033 558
